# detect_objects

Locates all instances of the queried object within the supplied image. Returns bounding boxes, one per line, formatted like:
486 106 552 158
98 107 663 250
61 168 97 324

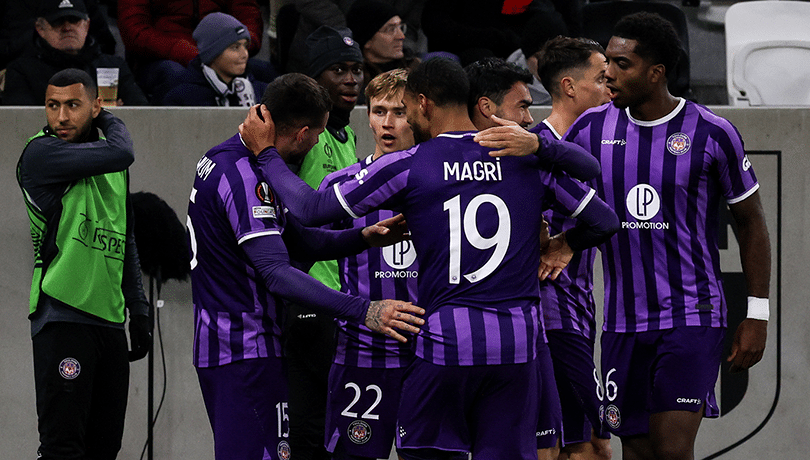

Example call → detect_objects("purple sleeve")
536 136 600 182
283 213 369 262
255 147 349 226
242 235 369 323
565 196 620 251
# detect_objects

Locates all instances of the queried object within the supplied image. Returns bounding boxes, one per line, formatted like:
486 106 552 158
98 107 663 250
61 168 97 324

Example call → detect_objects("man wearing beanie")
346 0 419 103
284 24 364 460
161 12 269 106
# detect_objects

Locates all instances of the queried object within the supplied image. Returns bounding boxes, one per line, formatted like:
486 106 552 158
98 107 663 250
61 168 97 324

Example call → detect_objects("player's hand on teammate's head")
365 300 425 343
728 318 767 372
538 232 574 281
362 214 410 247
239 104 277 156
474 116 539 157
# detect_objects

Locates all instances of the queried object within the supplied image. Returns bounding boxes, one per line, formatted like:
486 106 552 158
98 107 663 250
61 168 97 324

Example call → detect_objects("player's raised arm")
473 115 600 181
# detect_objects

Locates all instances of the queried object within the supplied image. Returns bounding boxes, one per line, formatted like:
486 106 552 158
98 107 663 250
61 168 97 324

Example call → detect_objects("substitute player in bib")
531 36 613 460
322 68 417 460
562 13 770 460
240 57 621 460
188 73 424 460
17 68 151 460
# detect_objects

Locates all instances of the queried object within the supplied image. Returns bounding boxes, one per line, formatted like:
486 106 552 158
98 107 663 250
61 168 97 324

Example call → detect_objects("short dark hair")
613 12 681 79
261 73 332 134
464 57 533 115
405 57 469 107
47 68 98 98
537 36 605 98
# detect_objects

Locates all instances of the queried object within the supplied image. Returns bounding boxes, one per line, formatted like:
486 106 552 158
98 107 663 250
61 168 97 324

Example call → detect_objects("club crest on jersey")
666 132 691 156
59 358 81 380
343 36 354 47
348 420 372 444
277 440 291 460
605 404 621 429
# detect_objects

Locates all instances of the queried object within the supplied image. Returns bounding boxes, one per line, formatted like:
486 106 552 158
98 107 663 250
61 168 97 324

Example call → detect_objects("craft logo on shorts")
667 132 691 156
605 404 621 429
59 358 81 380
343 36 354 47
599 404 605 424
277 440 291 460
348 420 372 444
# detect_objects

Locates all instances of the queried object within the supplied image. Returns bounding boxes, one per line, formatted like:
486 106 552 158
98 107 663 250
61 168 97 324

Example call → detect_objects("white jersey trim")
626 98 686 127
727 183 760 205
570 188 596 218
437 131 475 139
238 229 281 245
333 183 361 219
542 119 563 140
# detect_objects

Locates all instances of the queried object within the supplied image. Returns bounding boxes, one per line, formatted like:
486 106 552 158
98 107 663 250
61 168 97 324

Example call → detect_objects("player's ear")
91 95 102 118
649 63 666 84
294 126 308 143
477 97 494 117
561 76 576 99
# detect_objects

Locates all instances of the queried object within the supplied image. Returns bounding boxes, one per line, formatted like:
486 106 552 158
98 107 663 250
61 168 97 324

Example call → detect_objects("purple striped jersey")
529 121 598 341
188 134 286 368
320 155 418 368
332 132 597 366
564 99 759 333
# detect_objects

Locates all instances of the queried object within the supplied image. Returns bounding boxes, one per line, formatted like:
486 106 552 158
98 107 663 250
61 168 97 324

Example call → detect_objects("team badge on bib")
348 420 372 444
605 404 621 429
59 358 81 380
277 440 291 460
666 132 691 156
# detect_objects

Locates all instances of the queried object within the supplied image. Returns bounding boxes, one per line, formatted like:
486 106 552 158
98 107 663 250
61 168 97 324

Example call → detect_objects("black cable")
139 283 169 460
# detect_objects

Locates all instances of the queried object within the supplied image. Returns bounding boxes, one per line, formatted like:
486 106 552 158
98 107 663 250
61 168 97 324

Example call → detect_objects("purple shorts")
196 357 291 460
600 327 725 437
325 363 406 458
536 342 562 449
546 329 610 445
396 357 539 460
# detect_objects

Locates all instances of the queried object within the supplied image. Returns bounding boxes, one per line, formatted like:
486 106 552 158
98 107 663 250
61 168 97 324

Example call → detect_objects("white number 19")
443 194 511 284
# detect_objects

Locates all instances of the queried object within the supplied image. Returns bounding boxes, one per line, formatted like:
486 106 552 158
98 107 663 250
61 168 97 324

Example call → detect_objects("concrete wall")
0 106 807 459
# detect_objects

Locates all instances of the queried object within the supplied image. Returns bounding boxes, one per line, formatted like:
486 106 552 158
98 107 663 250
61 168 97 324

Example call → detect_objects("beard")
411 123 431 144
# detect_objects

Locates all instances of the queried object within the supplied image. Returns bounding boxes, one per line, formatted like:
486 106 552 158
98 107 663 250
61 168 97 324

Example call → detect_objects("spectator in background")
3 0 147 106
283 0 346 74
506 12 570 105
282 0 426 74
0 0 116 71
346 0 419 103
117 0 264 103
161 13 268 106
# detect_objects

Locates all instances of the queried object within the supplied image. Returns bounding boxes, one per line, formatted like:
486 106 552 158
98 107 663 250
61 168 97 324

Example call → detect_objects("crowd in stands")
0 0 589 107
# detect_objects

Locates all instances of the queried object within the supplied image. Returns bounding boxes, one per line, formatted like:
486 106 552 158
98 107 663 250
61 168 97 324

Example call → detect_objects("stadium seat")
581 1 693 100
725 1 810 106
